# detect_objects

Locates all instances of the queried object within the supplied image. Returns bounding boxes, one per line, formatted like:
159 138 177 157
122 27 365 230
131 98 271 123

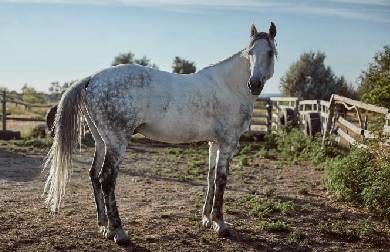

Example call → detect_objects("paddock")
1 138 389 251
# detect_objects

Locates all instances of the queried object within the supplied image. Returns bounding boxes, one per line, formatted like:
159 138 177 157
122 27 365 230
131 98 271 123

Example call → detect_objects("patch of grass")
258 220 291 232
12 137 53 149
288 229 306 243
265 188 276 198
243 194 295 218
239 156 248 166
225 208 240 215
316 219 377 241
298 186 309 195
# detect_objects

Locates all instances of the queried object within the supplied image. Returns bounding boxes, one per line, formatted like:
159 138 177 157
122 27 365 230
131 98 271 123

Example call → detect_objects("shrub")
324 146 390 219
362 160 390 219
324 147 373 203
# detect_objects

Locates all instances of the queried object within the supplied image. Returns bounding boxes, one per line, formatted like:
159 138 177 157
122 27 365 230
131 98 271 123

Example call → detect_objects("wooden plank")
337 128 357 145
320 100 330 107
337 117 363 136
322 95 335 147
251 121 268 126
253 108 267 113
6 116 46 122
270 97 299 102
333 94 389 115
254 102 266 109
250 124 268 132
299 100 318 105
320 112 328 118
252 113 268 118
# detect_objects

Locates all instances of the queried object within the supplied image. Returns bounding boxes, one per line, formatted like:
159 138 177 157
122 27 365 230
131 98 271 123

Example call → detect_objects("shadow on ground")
0 148 43 182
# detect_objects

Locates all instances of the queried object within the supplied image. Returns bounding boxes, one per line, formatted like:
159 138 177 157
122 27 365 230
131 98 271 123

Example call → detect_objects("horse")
44 23 277 245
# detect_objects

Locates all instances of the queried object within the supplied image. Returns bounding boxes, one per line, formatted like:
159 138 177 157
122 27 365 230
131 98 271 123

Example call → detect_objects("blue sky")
0 0 389 94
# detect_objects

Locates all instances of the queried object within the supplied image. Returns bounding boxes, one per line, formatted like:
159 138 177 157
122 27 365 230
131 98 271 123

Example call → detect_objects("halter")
248 32 278 58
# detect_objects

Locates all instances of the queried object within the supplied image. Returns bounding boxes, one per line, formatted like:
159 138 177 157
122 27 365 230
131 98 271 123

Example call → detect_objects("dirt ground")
0 139 389 251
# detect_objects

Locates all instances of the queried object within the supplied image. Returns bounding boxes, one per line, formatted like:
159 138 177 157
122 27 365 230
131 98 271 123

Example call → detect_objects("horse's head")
246 22 277 95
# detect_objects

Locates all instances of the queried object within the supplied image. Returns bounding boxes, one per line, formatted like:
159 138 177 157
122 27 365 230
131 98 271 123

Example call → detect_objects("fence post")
322 94 335 148
266 98 272 134
2 90 6 131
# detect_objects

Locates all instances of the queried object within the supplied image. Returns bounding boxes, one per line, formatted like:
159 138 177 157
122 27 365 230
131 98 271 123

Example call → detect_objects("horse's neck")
200 50 253 101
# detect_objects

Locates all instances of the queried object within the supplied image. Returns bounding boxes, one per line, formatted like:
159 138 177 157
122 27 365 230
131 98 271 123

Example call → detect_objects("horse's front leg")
211 139 238 236
202 142 219 228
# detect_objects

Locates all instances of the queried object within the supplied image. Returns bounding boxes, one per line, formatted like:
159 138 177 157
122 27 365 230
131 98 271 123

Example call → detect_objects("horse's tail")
44 77 90 212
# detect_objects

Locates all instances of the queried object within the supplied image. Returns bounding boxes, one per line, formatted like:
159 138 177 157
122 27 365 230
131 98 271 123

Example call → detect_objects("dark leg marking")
100 152 122 231
89 151 107 227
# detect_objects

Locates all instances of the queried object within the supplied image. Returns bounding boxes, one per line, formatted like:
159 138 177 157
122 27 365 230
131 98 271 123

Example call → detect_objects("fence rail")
250 94 390 148
0 90 50 137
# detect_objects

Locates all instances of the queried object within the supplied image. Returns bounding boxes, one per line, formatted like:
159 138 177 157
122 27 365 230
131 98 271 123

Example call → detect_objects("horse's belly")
136 122 213 144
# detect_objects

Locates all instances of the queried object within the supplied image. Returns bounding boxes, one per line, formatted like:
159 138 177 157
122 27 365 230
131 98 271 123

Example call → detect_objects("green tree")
357 46 390 108
280 51 356 100
111 52 135 66
172 56 196 74
21 84 46 104
48 81 73 101
111 51 158 68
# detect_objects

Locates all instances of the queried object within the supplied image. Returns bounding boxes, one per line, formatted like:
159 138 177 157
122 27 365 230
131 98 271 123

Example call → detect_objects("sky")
0 0 389 94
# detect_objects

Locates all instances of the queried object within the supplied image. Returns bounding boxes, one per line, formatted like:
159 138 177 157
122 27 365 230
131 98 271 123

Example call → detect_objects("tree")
21 84 46 104
172 56 196 74
280 51 356 100
111 51 158 68
111 52 135 66
357 45 390 108
48 81 73 101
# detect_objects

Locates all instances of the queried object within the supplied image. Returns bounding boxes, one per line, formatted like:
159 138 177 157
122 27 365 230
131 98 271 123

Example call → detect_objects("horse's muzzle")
247 76 265 96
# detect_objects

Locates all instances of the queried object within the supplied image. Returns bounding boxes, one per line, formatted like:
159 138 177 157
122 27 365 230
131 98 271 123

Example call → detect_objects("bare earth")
0 139 389 251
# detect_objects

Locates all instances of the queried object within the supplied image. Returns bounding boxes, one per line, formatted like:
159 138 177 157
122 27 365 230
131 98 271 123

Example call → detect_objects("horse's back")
84 63 242 142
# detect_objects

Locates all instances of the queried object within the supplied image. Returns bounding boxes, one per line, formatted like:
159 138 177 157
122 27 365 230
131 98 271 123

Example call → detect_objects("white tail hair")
44 77 90 212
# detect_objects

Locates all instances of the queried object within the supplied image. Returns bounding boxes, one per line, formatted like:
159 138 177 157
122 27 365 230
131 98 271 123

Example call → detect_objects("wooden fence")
0 90 52 135
250 94 390 147
2 88 389 146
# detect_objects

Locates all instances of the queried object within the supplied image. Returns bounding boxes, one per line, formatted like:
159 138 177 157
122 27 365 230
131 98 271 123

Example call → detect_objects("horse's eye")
268 50 274 58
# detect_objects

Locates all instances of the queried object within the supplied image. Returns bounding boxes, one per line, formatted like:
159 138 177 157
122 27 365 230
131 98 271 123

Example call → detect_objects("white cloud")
328 0 390 6
1 0 389 23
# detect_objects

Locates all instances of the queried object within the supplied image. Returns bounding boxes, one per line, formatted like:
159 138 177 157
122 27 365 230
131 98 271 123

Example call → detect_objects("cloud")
328 0 390 6
1 0 389 23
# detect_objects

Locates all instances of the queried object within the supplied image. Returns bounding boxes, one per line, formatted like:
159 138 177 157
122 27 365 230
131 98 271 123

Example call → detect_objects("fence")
250 94 390 147
0 90 53 139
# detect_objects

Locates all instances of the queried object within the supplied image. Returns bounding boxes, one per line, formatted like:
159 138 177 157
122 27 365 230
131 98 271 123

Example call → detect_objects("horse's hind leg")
202 142 219 228
90 138 107 229
83 111 107 231
99 130 130 245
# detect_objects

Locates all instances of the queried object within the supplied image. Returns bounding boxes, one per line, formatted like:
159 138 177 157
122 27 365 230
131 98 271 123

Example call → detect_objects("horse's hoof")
213 221 230 237
103 228 115 240
202 215 212 228
114 229 130 246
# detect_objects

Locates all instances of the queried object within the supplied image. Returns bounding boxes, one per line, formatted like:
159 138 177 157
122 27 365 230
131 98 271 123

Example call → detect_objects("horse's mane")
199 32 277 73
199 50 245 72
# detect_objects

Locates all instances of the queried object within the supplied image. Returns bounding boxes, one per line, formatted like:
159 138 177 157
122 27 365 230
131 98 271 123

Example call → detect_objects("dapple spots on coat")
44 23 277 243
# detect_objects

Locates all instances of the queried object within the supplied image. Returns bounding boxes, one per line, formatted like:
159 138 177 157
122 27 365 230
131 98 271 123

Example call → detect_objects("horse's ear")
250 24 258 37
269 22 276 39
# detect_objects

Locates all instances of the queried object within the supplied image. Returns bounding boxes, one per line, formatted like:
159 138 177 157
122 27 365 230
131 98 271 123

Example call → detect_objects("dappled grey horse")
44 23 277 245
